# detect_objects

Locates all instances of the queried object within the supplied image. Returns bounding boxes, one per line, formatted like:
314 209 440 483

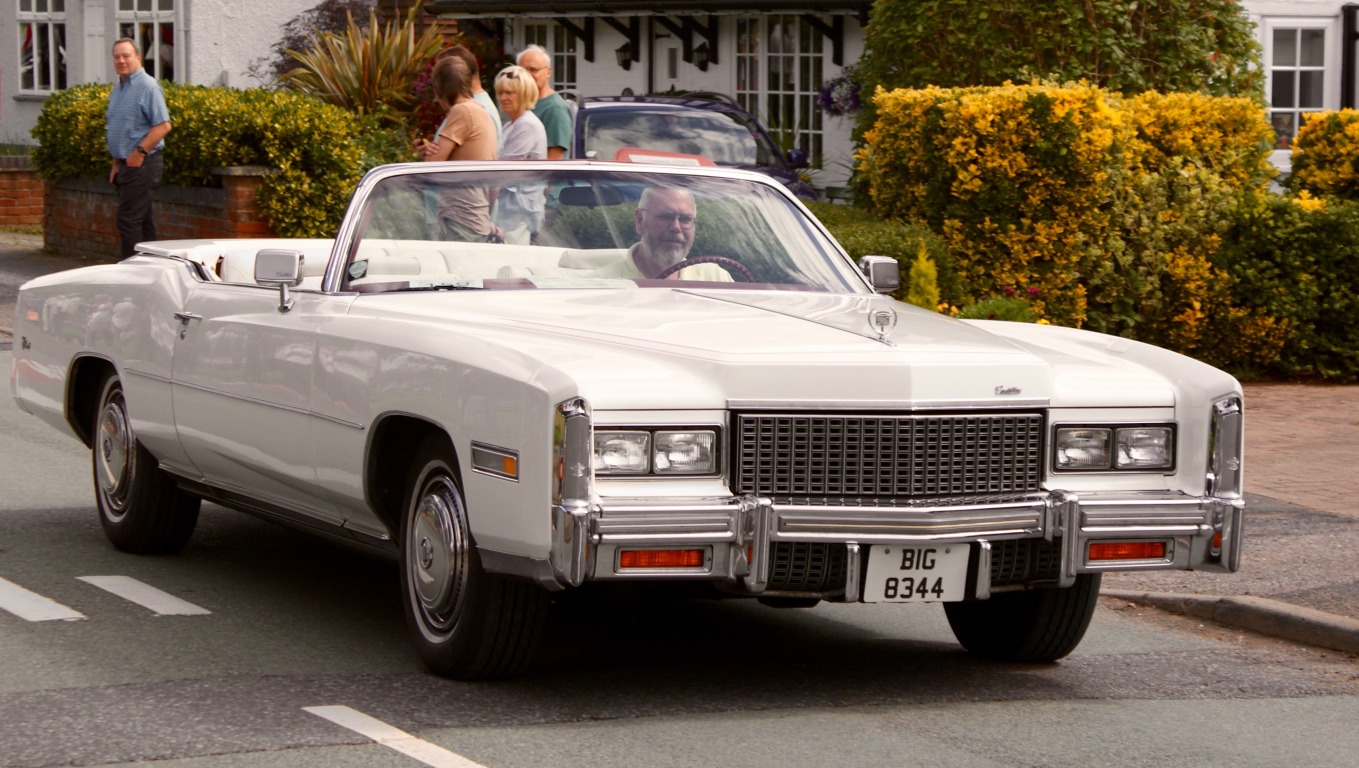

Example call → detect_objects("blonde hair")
494 65 539 109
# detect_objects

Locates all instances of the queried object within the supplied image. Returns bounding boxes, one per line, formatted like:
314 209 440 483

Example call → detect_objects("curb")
1104 589 1359 655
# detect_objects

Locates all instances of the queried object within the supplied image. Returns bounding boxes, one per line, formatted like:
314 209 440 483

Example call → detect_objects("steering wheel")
654 255 755 282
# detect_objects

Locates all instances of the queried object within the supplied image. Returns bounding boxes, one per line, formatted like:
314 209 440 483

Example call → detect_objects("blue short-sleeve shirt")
105 69 170 160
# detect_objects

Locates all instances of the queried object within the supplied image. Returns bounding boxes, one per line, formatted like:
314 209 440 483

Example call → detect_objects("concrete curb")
1104 588 1359 655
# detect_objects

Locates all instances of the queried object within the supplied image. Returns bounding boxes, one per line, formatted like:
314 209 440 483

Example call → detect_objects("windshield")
579 108 780 167
339 167 864 294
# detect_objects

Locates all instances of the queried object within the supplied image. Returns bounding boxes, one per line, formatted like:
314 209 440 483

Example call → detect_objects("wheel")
92 371 200 554
943 574 1102 662
654 255 756 282
400 438 550 679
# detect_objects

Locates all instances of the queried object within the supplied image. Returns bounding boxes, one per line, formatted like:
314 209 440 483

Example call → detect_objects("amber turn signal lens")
1088 541 1166 561
618 549 705 569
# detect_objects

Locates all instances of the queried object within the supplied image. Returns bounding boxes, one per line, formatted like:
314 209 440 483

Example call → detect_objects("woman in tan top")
419 56 498 241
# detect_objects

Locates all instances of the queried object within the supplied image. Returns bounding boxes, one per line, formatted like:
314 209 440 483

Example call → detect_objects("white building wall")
1 0 313 147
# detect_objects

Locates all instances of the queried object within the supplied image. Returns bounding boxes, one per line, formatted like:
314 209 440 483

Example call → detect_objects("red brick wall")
0 157 44 228
44 167 276 260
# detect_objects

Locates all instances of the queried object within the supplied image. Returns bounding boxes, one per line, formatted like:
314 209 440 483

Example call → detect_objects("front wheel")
944 574 1102 662
400 439 549 679
92 371 200 554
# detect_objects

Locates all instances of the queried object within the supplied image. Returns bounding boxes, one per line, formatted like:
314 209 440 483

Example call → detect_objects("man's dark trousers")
114 151 163 258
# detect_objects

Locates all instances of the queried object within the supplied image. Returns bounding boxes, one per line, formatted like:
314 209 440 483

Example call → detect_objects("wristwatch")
134 146 149 156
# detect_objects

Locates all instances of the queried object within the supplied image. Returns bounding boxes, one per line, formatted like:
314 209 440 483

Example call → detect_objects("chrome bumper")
548 489 1244 596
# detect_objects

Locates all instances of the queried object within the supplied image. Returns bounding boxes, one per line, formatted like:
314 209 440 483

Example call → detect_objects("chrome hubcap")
407 476 469 632
95 396 132 515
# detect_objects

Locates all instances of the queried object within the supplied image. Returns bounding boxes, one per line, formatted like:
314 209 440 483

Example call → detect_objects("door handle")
173 311 202 338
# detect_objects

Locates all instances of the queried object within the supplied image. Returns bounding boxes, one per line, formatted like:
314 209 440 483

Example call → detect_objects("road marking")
304 705 489 768
76 575 211 616
0 577 85 621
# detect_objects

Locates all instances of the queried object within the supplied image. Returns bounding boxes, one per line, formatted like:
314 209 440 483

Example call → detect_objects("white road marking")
76 575 211 616
0 577 85 621
304 705 489 768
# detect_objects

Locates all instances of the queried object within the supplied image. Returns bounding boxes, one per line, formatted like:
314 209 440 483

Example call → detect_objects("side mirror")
786 148 810 169
254 249 305 312
858 255 900 295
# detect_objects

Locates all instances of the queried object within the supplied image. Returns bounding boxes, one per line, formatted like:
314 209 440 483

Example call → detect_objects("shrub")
31 83 414 238
279 7 444 130
806 201 955 303
1288 109 1359 201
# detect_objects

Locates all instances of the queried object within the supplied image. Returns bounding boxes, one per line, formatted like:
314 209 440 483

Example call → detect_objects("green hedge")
31 83 413 237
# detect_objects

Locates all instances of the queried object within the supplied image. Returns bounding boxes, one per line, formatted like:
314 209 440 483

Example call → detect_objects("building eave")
424 0 871 19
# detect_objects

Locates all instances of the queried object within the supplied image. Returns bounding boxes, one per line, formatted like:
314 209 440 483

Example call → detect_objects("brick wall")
0 156 43 228
44 166 276 260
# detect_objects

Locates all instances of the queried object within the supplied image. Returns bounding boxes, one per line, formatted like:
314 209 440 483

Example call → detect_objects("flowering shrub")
1289 110 1359 201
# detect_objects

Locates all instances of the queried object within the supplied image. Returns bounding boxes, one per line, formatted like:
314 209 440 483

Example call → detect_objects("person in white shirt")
588 187 734 282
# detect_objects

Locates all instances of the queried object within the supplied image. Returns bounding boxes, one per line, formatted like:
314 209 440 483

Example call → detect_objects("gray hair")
516 44 548 66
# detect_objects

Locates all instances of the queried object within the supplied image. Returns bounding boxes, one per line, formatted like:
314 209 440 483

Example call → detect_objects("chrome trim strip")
165 377 365 430
727 398 1051 411
844 542 861 602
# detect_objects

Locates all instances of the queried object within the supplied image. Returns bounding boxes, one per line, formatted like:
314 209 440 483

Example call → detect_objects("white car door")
171 280 353 527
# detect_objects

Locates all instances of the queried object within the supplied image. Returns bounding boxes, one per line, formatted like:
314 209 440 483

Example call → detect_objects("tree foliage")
248 0 376 85
278 7 444 130
855 0 1264 145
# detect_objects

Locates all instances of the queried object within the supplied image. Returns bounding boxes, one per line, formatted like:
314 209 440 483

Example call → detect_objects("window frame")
115 0 177 83
1262 15 1339 156
17 0 67 95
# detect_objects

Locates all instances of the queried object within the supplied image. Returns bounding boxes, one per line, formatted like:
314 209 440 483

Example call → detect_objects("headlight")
653 431 717 474
1115 427 1173 469
1055 425 1174 471
593 428 720 476
1054 428 1111 469
593 431 650 474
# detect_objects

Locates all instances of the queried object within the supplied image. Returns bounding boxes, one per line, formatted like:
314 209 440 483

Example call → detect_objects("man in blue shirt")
106 38 172 258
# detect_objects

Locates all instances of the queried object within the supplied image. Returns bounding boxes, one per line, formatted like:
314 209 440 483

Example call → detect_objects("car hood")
364 288 1175 410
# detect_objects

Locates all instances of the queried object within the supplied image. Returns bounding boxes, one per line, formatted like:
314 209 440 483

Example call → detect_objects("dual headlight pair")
1054 425 1175 471
593 429 719 476
592 424 1175 476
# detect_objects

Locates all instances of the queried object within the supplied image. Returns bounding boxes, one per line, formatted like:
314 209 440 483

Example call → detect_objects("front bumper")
548 489 1244 599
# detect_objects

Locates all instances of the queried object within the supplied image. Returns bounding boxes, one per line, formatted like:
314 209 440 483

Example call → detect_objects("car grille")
734 412 1045 499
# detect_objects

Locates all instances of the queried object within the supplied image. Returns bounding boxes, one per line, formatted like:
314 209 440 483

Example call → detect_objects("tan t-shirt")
436 101 497 238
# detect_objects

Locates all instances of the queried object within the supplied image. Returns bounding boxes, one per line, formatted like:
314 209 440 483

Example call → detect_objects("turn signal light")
1089 541 1167 561
618 549 706 569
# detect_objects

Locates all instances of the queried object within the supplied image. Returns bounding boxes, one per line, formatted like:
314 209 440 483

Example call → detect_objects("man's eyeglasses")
642 209 696 226
524 66 548 74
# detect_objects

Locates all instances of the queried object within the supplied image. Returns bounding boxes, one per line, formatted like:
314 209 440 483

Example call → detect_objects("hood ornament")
868 307 898 344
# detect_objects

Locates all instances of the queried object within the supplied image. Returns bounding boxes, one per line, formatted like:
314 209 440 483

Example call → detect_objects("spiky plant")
279 7 444 129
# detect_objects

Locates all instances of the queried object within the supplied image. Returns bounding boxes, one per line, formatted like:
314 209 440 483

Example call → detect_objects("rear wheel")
92 371 200 554
400 439 549 679
944 574 1101 662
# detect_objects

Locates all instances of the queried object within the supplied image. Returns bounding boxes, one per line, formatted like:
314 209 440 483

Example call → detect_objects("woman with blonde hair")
491 65 548 244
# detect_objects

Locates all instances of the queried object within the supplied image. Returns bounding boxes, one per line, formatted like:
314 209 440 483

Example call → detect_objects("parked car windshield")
579 108 780 168
341 166 863 293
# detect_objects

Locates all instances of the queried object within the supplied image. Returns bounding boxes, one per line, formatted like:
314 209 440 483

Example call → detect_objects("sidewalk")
1103 382 1359 654
2 234 1357 653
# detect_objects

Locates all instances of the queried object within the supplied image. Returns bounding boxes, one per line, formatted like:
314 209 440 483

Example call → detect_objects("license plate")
862 544 970 603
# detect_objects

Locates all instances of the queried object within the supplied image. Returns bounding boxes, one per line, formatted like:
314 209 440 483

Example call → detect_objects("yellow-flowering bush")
1289 109 1359 200
861 82 1132 327
857 82 1290 364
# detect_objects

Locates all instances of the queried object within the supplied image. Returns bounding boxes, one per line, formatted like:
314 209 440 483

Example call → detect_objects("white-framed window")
117 0 176 82
1263 17 1337 151
735 14 825 167
523 22 578 91
17 0 67 94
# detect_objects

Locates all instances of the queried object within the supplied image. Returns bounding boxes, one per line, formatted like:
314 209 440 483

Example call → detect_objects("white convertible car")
10 161 1244 679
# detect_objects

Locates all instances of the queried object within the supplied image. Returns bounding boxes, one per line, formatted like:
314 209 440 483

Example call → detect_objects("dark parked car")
572 93 819 199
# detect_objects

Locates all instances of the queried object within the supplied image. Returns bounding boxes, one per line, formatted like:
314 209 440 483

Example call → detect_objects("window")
117 0 175 82
735 15 825 167
522 23 578 91
1266 21 1334 150
18 0 67 94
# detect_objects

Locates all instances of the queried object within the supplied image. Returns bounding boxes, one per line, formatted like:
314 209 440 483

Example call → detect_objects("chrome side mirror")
254 249 305 312
858 255 900 294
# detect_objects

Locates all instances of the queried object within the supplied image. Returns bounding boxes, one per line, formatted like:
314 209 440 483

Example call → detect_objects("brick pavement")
1242 382 1359 519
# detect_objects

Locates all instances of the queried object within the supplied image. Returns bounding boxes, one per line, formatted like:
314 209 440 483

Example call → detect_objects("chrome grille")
991 539 1062 585
735 413 1044 499
767 542 847 592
